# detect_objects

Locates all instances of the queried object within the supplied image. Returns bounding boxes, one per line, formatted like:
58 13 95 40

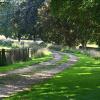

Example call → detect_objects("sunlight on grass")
4 53 100 100
97 86 100 89
77 72 92 75
56 54 68 65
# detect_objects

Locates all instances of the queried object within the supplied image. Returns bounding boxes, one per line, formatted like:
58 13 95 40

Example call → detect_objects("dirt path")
0 51 78 100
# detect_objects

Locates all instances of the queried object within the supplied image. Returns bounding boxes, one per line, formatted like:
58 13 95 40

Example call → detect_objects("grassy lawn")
0 55 52 73
4 53 100 100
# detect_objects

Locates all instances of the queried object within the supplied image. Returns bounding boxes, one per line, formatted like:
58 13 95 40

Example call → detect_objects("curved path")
0 51 78 100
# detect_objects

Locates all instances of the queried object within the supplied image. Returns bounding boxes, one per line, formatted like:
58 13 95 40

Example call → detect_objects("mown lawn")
5 53 100 100
0 55 52 73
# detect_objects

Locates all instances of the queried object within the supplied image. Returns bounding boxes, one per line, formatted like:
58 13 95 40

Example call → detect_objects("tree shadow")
2 54 100 100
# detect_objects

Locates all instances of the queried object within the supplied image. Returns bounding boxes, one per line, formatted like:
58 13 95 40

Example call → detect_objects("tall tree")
36 0 65 45
51 0 100 48
0 1 14 38
12 0 45 41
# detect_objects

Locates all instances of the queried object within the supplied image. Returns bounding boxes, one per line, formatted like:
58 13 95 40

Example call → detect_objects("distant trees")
0 0 45 41
0 1 13 38
12 0 45 41
36 1 64 45
92 33 100 47
0 0 99 48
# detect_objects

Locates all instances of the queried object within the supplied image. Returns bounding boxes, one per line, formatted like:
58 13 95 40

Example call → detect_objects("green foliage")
0 1 14 38
49 45 63 51
93 33 100 47
33 48 52 58
12 0 45 41
51 0 100 48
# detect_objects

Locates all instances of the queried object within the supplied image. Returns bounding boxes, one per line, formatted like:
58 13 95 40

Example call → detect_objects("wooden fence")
0 48 29 66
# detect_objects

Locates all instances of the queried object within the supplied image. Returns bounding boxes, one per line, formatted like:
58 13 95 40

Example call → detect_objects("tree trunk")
81 40 87 49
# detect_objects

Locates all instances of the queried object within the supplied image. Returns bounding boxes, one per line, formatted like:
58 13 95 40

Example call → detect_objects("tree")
12 0 45 41
36 0 64 45
0 1 14 38
51 0 100 48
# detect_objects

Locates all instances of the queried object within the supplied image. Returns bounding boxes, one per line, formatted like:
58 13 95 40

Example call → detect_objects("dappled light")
2 53 99 100
0 52 72 99
77 72 92 75
0 0 100 100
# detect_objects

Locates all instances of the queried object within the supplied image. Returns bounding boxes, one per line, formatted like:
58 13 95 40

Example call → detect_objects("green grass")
4 53 100 100
34 54 69 71
0 55 53 73
56 54 69 65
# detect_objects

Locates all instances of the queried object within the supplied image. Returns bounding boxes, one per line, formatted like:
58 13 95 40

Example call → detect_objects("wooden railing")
0 48 30 66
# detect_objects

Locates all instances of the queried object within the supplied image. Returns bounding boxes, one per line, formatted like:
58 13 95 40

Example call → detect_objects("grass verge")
0 55 52 73
4 53 100 100
34 54 69 71
56 54 69 65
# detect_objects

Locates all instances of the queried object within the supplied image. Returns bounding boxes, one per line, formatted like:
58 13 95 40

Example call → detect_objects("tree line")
50 0 100 48
0 0 100 48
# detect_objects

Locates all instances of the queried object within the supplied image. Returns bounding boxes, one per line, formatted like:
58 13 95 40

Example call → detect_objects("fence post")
0 51 2 66
27 48 29 59
2 49 7 66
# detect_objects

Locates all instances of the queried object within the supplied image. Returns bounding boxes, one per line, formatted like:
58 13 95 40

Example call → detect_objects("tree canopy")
0 0 100 47
51 0 100 47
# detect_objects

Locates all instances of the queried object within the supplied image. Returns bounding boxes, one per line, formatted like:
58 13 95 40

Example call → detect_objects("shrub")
49 45 63 51
33 48 51 58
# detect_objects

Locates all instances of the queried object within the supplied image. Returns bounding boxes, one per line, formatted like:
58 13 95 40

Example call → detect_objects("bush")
30 42 41 57
49 45 63 51
28 42 51 58
33 48 51 58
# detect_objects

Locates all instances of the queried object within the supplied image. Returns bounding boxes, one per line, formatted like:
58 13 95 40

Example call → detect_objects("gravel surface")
0 51 78 100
